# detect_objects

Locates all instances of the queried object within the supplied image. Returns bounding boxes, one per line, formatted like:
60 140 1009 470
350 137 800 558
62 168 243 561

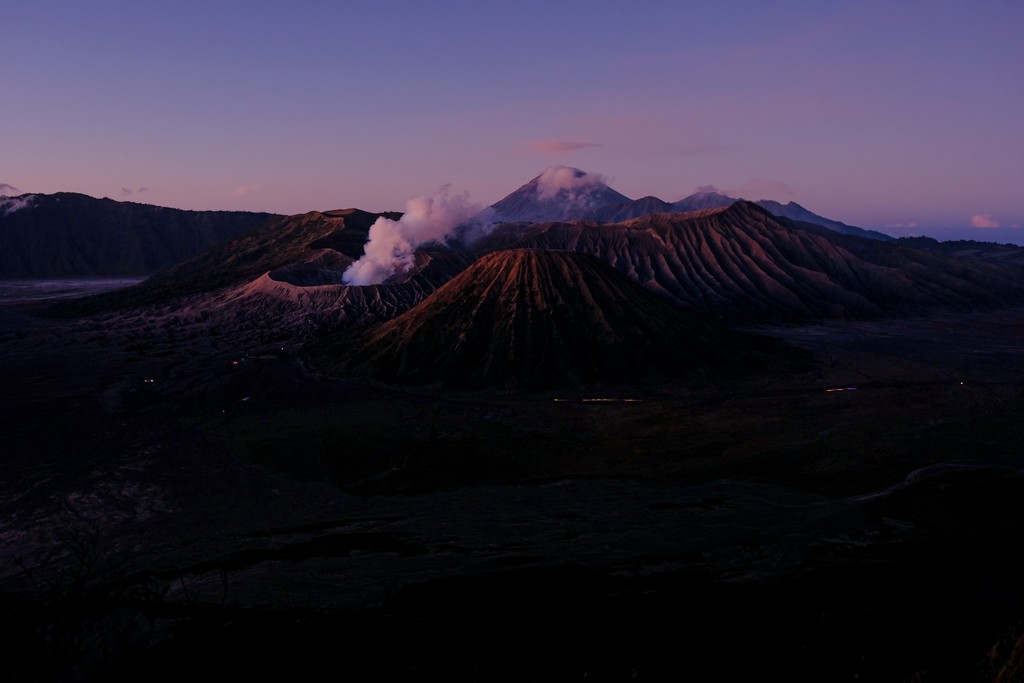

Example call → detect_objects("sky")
2 0 1022 242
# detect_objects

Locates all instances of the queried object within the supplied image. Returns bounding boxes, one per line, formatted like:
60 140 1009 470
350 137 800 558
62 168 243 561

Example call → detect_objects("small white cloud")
526 140 602 154
886 222 918 229
0 183 20 196
232 183 263 197
971 213 1000 229
535 165 607 201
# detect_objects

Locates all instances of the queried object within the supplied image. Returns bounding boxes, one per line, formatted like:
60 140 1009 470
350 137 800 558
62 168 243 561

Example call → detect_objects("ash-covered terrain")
3 169 1024 681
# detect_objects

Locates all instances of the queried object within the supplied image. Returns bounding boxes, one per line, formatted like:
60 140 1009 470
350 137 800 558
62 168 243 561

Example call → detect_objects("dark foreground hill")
0 192 277 277
896 236 1024 267
313 249 791 388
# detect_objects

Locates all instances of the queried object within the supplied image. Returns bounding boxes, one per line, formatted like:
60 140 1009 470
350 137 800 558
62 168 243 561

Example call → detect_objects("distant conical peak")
489 167 630 223
530 166 610 199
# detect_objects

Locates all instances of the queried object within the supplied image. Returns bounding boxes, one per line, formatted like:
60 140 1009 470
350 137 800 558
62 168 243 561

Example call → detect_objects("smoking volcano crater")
310 248 794 388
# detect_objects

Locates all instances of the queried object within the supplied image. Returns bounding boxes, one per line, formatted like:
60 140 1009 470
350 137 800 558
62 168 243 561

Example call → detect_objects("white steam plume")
343 185 482 286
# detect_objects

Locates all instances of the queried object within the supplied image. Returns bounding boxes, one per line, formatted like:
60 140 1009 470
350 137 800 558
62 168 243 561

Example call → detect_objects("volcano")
489 167 630 223
317 249 785 388
54 208 471 331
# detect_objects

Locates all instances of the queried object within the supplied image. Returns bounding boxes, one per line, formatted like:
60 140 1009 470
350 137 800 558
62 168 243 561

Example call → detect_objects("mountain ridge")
485 168 890 242
0 192 278 277
476 201 1024 322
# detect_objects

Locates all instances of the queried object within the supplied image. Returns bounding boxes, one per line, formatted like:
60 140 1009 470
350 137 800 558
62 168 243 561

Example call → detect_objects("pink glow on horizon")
0 0 1020 242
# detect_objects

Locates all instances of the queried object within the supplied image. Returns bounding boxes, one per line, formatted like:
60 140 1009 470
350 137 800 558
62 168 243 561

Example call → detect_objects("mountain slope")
0 192 277 277
585 196 674 222
669 191 891 241
671 191 737 213
476 202 1024 323
315 249 786 388
757 200 893 241
52 209 386 312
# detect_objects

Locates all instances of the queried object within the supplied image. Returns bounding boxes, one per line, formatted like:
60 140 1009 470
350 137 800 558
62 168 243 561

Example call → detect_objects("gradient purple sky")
3 0 1021 242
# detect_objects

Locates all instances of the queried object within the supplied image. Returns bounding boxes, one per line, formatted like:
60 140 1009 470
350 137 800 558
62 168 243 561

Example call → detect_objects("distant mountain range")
0 192 277 277
2 170 999 281
488 167 892 242
21 168 1024 387
62 195 1024 329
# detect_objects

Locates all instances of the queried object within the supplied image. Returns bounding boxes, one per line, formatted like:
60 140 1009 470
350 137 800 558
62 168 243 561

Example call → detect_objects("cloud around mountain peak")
534 166 609 200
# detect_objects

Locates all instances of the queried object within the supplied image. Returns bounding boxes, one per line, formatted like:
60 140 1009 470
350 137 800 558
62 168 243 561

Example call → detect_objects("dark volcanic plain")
3 293 1024 681
4 189 1024 681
